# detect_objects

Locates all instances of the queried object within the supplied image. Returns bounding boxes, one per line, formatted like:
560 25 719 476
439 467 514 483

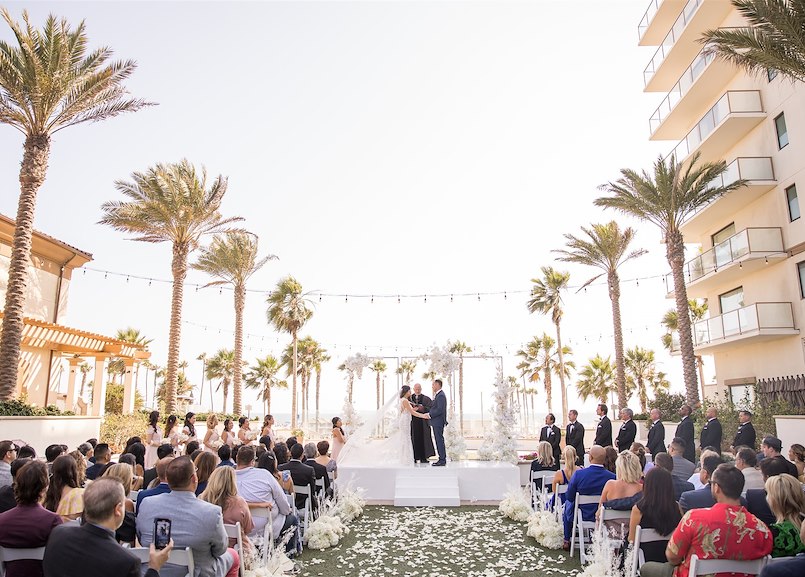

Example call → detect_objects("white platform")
338 461 520 506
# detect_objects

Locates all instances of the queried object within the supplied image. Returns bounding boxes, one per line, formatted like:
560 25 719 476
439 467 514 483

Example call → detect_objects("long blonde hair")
765 474 805 528
199 466 238 510
615 450 642 484
563 446 579 478
207 414 218 429
537 441 554 467
102 463 133 495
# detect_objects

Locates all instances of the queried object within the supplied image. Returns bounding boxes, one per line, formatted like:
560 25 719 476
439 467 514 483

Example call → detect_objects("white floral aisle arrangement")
499 487 532 522
444 406 466 460
303 486 365 551
331 486 366 523
242 531 296 577
578 517 634 577
477 367 518 464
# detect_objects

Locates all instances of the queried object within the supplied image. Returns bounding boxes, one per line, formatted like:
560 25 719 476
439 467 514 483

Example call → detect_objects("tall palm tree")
396 360 417 385
527 267 572 422
701 1 805 83
595 153 745 407
576 355 616 404
624 347 664 414
312 346 330 430
78 360 91 398
266 276 313 429
100 160 241 412
554 222 646 410
193 232 276 415
515 333 574 415
0 10 151 399
245 355 287 415
107 327 153 382
661 299 709 402
291 336 319 424
448 341 472 434
369 360 387 410
205 349 236 414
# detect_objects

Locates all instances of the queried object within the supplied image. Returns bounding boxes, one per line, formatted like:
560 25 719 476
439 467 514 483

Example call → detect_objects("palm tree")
100 160 241 412
701 1 805 83
245 355 287 415
78 360 91 398
595 153 745 407
205 349 236 414
624 347 666 414
448 341 472 434
290 336 319 424
515 333 574 415
107 328 152 382
369 360 387 410
554 222 646 410
312 346 330 430
527 267 572 422
576 355 616 404
396 360 417 385
266 276 313 429
0 10 151 399
193 232 275 415
661 299 709 401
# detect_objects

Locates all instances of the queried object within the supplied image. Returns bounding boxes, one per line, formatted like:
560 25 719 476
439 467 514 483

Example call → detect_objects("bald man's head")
589 445 606 464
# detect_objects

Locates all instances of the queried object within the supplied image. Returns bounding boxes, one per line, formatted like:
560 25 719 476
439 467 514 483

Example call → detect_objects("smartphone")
154 518 171 550
281 470 291 482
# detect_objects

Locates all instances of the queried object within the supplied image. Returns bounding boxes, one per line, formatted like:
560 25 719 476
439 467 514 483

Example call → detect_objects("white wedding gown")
338 396 416 467
397 401 414 465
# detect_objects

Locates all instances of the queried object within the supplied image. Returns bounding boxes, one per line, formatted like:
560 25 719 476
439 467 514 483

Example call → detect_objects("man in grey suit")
669 437 696 481
137 456 237 577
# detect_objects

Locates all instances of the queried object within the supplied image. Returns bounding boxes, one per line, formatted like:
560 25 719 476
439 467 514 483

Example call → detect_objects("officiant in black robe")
411 384 436 463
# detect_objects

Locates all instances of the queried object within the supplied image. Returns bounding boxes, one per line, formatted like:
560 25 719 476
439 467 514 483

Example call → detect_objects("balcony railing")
644 0 704 86
693 302 795 347
650 48 715 134
682 227 784 283
638 0 663 41
667 91 763 162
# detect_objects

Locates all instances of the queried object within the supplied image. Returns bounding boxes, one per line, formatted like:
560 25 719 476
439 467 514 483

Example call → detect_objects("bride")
397 384 432 465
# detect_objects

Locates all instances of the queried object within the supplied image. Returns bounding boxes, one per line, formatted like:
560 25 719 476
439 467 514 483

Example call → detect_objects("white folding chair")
293 484 313 534
550 484 568 513
129 546 195 577
629 525 669 577
0 546 45 577
688 553 769 577
315 477 326 513
224 522 244 577
598 505 632 538
529 470 556 510
128 490 140 502
250 506 275 557
569 494 602 563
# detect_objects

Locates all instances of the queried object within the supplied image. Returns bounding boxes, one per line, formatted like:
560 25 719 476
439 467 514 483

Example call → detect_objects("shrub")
103 384 145 415
0 400 71 416
194 412 239 423
100 413 149 453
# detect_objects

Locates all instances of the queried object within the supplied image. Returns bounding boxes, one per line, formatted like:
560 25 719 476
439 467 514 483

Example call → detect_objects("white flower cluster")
331 486 366 523
477 367 519 464
342 352 372 379
419 344 460 377
243 524 295 576
498 487 532 522
526 509 565 550
444 407 466 461
578 517 634 577
302 486 365 551
341 396 363 435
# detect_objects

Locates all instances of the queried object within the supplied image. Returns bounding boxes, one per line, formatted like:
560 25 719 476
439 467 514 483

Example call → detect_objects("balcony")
666 91 765 165
680 157 776 237
638 0 687 45
692 302 798 352
649 40 738 139
644 0 734 92
665 227 787 297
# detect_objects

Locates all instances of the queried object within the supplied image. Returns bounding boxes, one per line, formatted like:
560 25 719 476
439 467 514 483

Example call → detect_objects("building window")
787 184 800 221
729 384 755 405
719 286 744 314
775 113 789 149
768 68 778 82
798 261 805 298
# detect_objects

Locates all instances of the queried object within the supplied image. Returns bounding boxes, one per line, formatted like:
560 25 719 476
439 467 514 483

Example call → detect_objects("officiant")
411 383 436 463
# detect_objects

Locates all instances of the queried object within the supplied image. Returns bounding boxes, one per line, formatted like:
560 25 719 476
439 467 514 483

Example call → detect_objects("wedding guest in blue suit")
563 445 615 550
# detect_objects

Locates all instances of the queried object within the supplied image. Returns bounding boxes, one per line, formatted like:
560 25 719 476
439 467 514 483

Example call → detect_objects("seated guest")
85 438 97 463
653 453 694 501
45 444 66 473
679 455 723 513
234 446 297 551
765 473 805 558
273 442 290 466
736 447 765 492
628 467 682 564
530 441 560 492
303 442 331 496
122 442 146 478
100 463 137 544
143 444 175 489
668 438 695 482
194 451 219 496
17 445 36 459
279 443 317 512
687 449 719 490
286 436 298 451
257 451 294 495
759 555 805 577
747 456 797 528
761 437 799 477
630 442 648 473
68 450 87 488
600 450 643 511
185 440 200 456
44 477 173 577
315 440 337 479
549 445 580 510
136 456 174 513
603 446 618 474
0 458 34 513
258 435 274 452
218 444 236 468
76 442 93 461
0 440 17 488
0 461 62 577
788 444 805 481
137 456 239 577
200 467 254 556
45 454 84 521
563 445 615 550
639 464 772 577
85 443 111 481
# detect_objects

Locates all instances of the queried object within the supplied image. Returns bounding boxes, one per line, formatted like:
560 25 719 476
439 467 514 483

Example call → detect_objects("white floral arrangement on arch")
444 407 466 461
342 396 363 435
477 367 518 464
342 352 372 379
419 344 460 377
498 487 532 522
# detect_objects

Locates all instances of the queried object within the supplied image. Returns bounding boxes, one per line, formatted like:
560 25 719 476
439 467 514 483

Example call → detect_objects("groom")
430 379 448 466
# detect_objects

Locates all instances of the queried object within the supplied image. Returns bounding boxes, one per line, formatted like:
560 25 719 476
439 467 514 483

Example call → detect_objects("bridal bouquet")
211 439 224 450
178 432 190 444
499 487 532 522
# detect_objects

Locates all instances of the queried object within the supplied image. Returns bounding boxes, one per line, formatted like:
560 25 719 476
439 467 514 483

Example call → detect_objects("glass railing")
650 48 715 133
638 0 663 41
693 302 795 346
644 0 703 85
667 91 763 162
681 227 783 284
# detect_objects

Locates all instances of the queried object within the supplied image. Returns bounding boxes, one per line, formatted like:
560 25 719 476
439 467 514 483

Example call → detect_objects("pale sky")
0 0 699 421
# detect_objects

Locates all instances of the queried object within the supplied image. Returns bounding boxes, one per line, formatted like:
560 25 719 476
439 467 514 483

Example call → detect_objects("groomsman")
675 405 696 463
540 413 562 465
732 410 756 451
646 408 665 456
700 407 723 454
594 404 612 447
616 408 637 452
565 410 585 465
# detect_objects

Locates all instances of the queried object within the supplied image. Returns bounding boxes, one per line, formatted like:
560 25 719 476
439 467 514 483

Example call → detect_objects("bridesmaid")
221 419 236 448
144 410 162 469
203 414 220 452
182 412 197 453
238 417 254 446
260 414 276 444
331 416 346 461
164 414 180 453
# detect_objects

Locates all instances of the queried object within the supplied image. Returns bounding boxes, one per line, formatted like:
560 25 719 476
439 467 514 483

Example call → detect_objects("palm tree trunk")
165 243 189 413
609 270 627 410
0 135 51 399
223 379 229 414
459 355 465 435
232 285 245 416
266 381 272 415
638 376 647 414
291 332 298 429
315 368 321 431
696 355 706 402
667 230 700 407
555 321 568 424
544 369 553 414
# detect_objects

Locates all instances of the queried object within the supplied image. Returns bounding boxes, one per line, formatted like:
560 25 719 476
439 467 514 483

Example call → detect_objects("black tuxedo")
43 522 157 577
142 466 158 491
700 418 723 454
566 421 585 465
616 419 637 452
539 424 562 464
646 420 665 456
594 416 612 447
732 421 756 449
279 459 317 512
675 416 695 463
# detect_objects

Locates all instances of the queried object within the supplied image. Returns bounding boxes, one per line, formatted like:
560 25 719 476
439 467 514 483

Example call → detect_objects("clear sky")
0 0 696 422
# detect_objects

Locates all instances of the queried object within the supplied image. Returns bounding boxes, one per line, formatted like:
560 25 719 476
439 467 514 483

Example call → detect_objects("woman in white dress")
221 418 236 448
398 385 431 465
203 414 220 452
163 414 180 454
238 417 254 446
144 410 162 469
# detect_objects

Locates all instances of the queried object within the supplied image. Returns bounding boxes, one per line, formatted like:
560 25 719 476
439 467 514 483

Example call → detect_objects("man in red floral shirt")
640 463 772 577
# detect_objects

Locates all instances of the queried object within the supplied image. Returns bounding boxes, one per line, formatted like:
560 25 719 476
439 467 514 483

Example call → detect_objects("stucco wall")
0 416 101 457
